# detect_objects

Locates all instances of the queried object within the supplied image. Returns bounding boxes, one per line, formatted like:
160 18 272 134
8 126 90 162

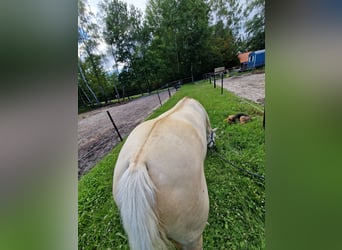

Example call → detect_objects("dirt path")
78 90 175 178
222 73 265 105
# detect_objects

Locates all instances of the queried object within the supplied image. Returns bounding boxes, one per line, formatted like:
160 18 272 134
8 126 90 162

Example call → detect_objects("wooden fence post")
156 90 162 107
167 85 171 97
221 73 223 94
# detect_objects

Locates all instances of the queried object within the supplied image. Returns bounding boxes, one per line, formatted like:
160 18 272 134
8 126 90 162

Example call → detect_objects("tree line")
78 0 264 110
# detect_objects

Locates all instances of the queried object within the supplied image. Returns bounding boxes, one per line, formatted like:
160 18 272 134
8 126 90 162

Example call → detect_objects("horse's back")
113 97 209 249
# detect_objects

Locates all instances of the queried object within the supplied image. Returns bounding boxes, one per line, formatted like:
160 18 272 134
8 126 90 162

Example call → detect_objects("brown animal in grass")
224 113 251 124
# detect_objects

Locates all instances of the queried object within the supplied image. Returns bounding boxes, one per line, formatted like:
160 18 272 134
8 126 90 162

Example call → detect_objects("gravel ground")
222 72 265 105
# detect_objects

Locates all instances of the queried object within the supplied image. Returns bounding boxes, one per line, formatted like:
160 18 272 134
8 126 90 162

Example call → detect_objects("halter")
207 130 215 147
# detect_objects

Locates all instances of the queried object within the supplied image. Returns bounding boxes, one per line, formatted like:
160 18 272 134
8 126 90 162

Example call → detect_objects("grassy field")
78 79 265 249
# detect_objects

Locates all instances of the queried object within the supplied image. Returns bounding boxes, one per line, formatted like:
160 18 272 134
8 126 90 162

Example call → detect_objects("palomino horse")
113 97 215 249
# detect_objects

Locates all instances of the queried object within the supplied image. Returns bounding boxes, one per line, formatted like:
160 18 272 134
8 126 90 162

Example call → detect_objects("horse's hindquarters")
113 97 211 249
148 153 209 246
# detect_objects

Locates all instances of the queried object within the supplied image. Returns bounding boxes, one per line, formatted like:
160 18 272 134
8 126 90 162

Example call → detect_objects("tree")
79 54 112 103
78 59 100 105
145 0 212 82
100 0 146 99
77 0 265 108
209 0 247 64
207 20 238 69
79 0 110 104
210 0 244 38
244 0 265 51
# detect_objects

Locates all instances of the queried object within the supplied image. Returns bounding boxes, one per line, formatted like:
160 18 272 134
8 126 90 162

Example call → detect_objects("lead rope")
207 137 265 182
211 150 265 181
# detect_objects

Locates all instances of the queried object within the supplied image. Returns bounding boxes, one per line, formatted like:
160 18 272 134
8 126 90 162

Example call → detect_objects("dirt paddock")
78 73 265 178
222 72 265 105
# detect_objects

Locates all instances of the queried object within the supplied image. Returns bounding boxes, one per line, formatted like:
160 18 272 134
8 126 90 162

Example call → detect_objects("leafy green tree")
207 20 238 69
146 0 212 82
100 0 147 98
178 0 212 80
79 54 112 103
209 0 247 66
244 0 265 50
78 0 110 104
100 0 129 67
78 58 100 105
209 0 244 38
78 0 265 106
145 0 176 83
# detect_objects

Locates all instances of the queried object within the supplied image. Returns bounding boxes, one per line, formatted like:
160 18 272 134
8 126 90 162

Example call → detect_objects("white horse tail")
114 163 172 250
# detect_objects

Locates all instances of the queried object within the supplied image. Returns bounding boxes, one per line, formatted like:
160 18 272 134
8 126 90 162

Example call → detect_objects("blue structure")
247 49 265 69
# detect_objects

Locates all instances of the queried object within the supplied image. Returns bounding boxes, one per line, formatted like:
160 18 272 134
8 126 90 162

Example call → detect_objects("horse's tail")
114 163 172 250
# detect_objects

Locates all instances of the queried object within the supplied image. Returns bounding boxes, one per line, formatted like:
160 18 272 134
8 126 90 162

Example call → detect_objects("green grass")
78 80 265 249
